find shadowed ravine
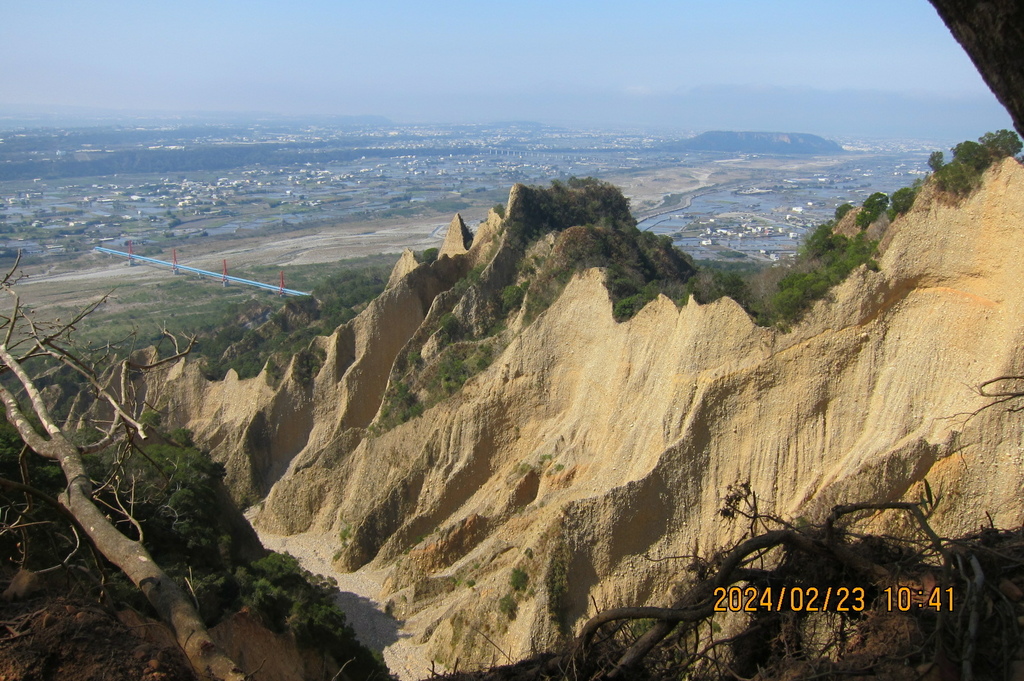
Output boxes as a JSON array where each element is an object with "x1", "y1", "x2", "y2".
[{"x1": 251, "y1": 518, "x2": 434, "y2": 681}]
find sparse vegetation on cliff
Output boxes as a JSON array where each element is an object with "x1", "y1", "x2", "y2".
[
  {"x1": 374, "y1": 178, "x2": 697, "y2": 433},
  {"x1": 0, "y1": 415, "x2": 388, "y2": 680},
  {"x1": 501, "y1": 177, "x2": 697, "y2": 323},
  {"x1": 929, "y1": 129, "x2": 1022, "y2": 198},
  {"x1": 690, "y1": 130, "x2": 1020, "y2": 328},
  {"x1": 690, "y1": 197, "x2": 882, "y2": 327},
  {"x1": 198, "y1": 256, "x2": 392, "y2": 380},
  {"x1": 117, "y1": 139, "x2": 1024, "y2": 677},
  {"x1": 761, "y1": 218, "x2": 879, "y2": 326},
  {"x1": 525, "y1": 221, "x2": 695, "y2": 323},
  {"x1": 505, "y1": 177, "x2": 637, "y2": 246}
]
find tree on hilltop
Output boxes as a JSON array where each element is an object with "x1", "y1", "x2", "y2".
[
  {"x1": 888, "y1": 185, "x2": 920, "y2": 219},
  {"x1": 980, "y1": 128, "x2": 1023, "y2": 159},
  {"x1": 855, "y1": 192, "x2": 889, "y2": 228},
  {"x1": 932, "y1": 129, "x2": 1023, "y2": 198},
  {"x1": 951, "y1": 140, "x2": 990, "y2": 171}
]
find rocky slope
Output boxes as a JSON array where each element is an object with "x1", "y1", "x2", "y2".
[{"x1": 146, "y1": 159, "x2": 1024, "y2": 669}]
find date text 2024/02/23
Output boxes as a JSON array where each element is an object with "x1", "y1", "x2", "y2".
[{"x1": 713, "y1": 586, "x2": 955, "y2": 613}]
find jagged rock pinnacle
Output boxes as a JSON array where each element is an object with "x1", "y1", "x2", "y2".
[
  {"x1": 438, "y1": 213, "x2": 473, "y2": 258},
  {"x1": 387, "y1": 248, "x2": 419, "y2": 288}
]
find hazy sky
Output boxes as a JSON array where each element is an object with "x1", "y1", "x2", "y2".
[{"x1": 1, "y1": 0, "x2": 1013, "y2": 138}]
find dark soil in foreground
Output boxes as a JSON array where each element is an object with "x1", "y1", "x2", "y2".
[{"x1": 0, "y1": 596, "x2": 196, "y2": 681}]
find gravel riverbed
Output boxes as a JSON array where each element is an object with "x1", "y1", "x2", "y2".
[{"x1": 255, "y1": 526, "x2": 435, "y2": 681}]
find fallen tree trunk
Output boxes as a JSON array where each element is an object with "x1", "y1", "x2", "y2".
[{"x1": 0, "y1": 292, "x2": 247, "y2": 680}]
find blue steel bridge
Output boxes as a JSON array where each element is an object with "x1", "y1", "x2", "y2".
[{"x1": 93, "y1": 246, "x2": 310, "y2": 297}]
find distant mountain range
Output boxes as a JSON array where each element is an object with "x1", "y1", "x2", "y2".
[{"x1": 666, "y1": 130, "x2": 845, "y2": 154}]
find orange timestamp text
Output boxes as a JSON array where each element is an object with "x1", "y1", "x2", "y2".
[{"x1": 712, "y1": 585, "x2": 954, "y2": 613}]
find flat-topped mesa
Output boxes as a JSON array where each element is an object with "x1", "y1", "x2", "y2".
[{"x1": 438, "y1": 213, "x2": 473, "y2": 258}]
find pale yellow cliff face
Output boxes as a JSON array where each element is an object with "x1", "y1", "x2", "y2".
[
  {"x1": 147, "y1": 235, "x2": 478, "y2": 503},
  {"x1": 152, "y1": 161, "x2": 1024, "y2": 665},
  {"x1": 438, "y1": 213, "x2": 473, "y2": 258}
]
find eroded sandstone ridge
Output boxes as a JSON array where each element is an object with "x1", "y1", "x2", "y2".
[{"x1": 146, "y1": 160, "x2": 1024, "y2": 667}]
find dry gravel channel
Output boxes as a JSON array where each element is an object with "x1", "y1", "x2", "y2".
[{"x1": 254, "y1": 525, "x2": 436, "y2": 681}]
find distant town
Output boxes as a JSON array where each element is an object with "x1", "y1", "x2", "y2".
[{"x1": 0, "y1": 122, "x2": 937, "y2": 264}]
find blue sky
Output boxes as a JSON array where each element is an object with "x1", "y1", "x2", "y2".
[{"x1": 1, "y1": 0, "x2": 1012, "y2": 138}]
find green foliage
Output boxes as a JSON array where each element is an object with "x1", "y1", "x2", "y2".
[
  {"x1": 690, "y1": 180, "x2": 898, "y2": 328},
  {"x1": 493, "y1": 203, "x2": 506, "y2": 218},
  {"x1": 688, "y1": 270, "x2": 751, "y2": 308},
  {"x1": 546, "y1": 541, "x2": 571, "y2": 632},
  {"x1": 450, "y1": 264, "x2": 485, "y2": 298},
  {"x1": 421, "y1": 247, "x2": 439, "y2": 264},
  {"x1": 437, "y1": 351, "x2": 471, "y2": 394},
  {"x1": 506, "y1": 177, "x2": 637, "y2": 247},
  {"x1": 292, "y1": 346, "x2": 327, "y2": 383},
  {"x1": 933, "y1": 159, "x2": 979, "y2": 197},
  {"x1": 2, "y1": 414, "x2": 226, "y2": 576},
  {"x1": 888, "y1": 185, "x2": 920, "y2": 220},
  {"x1": 376, "y1": 338, "x2": 495, "y2": 431},
  {"x1": 510, "y1": 567, "x2": 529, "y2": 592},
  {"x1": 980, "y1": 129, "x2": 1023, "y2": 158},
  {"x1": 374, "y1": 177, "x2": 693, "y2": 440},
  {"x1": 472, "y1": 343, "x2": 494, "y2": 373},
  {"x1": 692, "y1": 172, "x2": 933, "y2": 327},
  {"x1": 139, "y1": 409, "x2": 162, "y2": 428},
  {"x1": 437, "y1": 343, "x2": 492, "y2": 395},
  {"x1": 376, "y1": 381, "x2": 424, "y2": 429},
  {"x1": 932, "y1": 129, "x2": 1022, "y2": 198},
  {"x1": 834, "y1": 203, "x2": 855, "y2": 221},
  {"x1": 102, "y1": 441, "x2": 229, "y2": 569},
  {"x1": 498, "y1": 592, "x2": 518, "y2": 619},
  {"x1": 501, "y1": 283, "x2": 526, "y2": 313},
  {"x1": 524, "y1": 221, "x2": 695, "y2": 323},
  {"x1": 0, "y1": 266, "x2": 395, "y2": 678},
  {"x1": 233, "y1": 552, "x2": 387, "y2": 680},
  {"x1": 855, "y1": 192, "x2": 889, "y2": 228},
  {"x1": 199, "y1": 260, "x2": 390, "y2": 380},
  {"x1": 952, "y1": 140, "x2": 990, "y2": 171},
  {"x1": 437, "y1": 312, "x2": 462, "y2": 344},
  {"x1": 25, "y1": 412, "x2": 388, "y2": 679},
  {"x1": 765, "y1": 224, "x2": 878, "y2": 325},
  {"x1": 169, "y1": 427, "x2": 194, "y2": 448}
]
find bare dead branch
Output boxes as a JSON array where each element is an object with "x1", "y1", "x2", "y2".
[
  {"x1": 0, "y1": 342, "x2": 63, "y2": 441},
  {"x1": 0, "y1": 250, "x2": 22, "y2": 288},
  {"x1": 33, "y1": 348, "x2": 148, "y2": 438},
  {"x1": 130, "y1": 331, "x2": 197, "y2": 370},
  {"x1": 0, "y1": 289, "x2": 245, "y2": 680},
  {"x1": 978, "y1": 375, "x2": 1024, "y2": 398},
  {"x1": 78, "y1": 424, "x2": 125, "y2": 455},
  {"x1": 0, "y1": 383, "x2": 59, "y2": 459},
  {"x1": 0, "y1": 475, "x2": 106, "y2": 574},
  {"x1": 961, "y1": 554, "x2": 985, "y2": 681},
  {"x1": 565, "y1": 495, "x2": 922, "y2": 680}
]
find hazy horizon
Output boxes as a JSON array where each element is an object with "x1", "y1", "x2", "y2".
[{"x1": 1, "y1": 0, "x2": 1014, "y2": 140}]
